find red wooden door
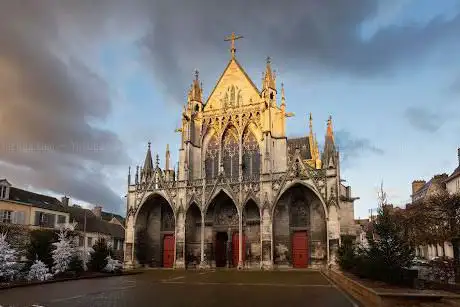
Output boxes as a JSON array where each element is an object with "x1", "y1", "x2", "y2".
[
  {"x1": 232, "y1": 233, "x2": 246, "y2": 267},
  {"x1": 292, "y1": 231, "x2": 308, "y2": 268},
  {"x1": 163, "y1": 234, "x2": 175, "y2": 268}
]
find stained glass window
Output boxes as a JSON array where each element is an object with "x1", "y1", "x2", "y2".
[
  {"x1": 205, "y1": 135, "x2": 219, "y2": 179},
  {"x1": 222, "y1": 127, "x2": 239, "y2": 180},
  {"x1": 242, "y1": 130, "x2": 260, "y2": 180}
]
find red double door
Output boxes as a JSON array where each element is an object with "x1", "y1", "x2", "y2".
[
  {"x1": 232, "y1": 233, "x2": 246, "y2": 267},
  {"x1": 163, "y1": 234, "x2": 175, "y2": 268},
  {"x1": 292, "y1": 231, "x2": 308, "y2": 268}
]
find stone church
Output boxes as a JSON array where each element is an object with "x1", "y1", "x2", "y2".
[{"x1": 123, "y1": 34, "x2": 358, "y2": 270}]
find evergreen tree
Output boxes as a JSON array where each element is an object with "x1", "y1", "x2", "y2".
[
  {"x1": 359, "y1": 184, "x2": 414, "y2": 284},
  {"x1": 0, "y1": 232, "x2": 20, "y2": 282},
  {"x1": 89, "y1": 238, "x2": 112, "y2": 272}
]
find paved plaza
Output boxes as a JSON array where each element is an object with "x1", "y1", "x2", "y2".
[{"x1": 0, "y1": 270, "x2": 358, "y2": 307}]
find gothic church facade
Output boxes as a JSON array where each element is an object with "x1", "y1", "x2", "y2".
[{"x1": 123, "y1": 36, "x2": 358, "y2": 269}]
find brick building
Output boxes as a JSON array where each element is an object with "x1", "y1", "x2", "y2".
[{"x1": 124, "y1": 35, "x2": 358, "y2": 270}]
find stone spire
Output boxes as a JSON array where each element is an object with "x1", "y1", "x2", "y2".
[
  {"x1": 135, "y1": 165, "x2": 139, "y2": 184},
  {"x1": 165, "y1": 144, "x2": 170, "y2": 171},
  {"x1": 322, "y1": 116, "x2": 337, "y2": 169},
  {"x1": 155, "y1": 153, "x2": 160, "y2": 168},
  {"x1": 263, "y1": 56, "x2": 276, "y2": 91},
  {"x1": 143, "y1": 142, "x2": 153, "y2": 174},
  {"x1": 128, "y1": 166, "x2": 131, "y2": 185},
  {"x1": 281, "y1": 82, "x2": 286, "y2": 106},
  {"x1": 308, "y1": 113, "x2": 321, "y2": 168},
  {"x1": 188, "y1": 69, "x2": 203, "y2": 103}
]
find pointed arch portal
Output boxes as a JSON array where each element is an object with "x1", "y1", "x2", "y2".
[
  {"x1": 135, "y1": 194, "x2": 175, "y2": 268},
  {"x1": 243, "y1": 199, "x2": 261, "y2": 267},
  {"x1": 185, "y1": 202, "x2": 202, "y2": 268},
  {"x1": 205, "y1": 191, "x2": 239, "y2": 267},
  {"x1": 272, "y1": 184, "x2": 327, "y2": 268}
]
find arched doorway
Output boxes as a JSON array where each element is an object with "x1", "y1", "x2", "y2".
[
  {"x1": 204, "y1": 191, "x2": 239, "y2": 267},
  {"x1": 135, "y1": 194, "x2": 175, "y2": 268},
  {"x1": 272, "y1": 184, "x2": 327, "y2": 268},
  {"x1": 243, "y1": 199, "x2": 260, "y2": 268},
  {"x1": 185, "y1": 202, "x2": 202, "y2": 268}
]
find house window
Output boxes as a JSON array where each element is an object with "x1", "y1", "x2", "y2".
[
  {"x1": 1, "y1": 210, "x2": 12, "y2": 223},
  {"x1": 34, "y1": 211, "x2": 56, "y2": 228},
  {"x1": 0, "y1": 186, "x2": 5, "y2": 199},
  {"x1": 87, "y1": 237, "x2": 93, "y2": 247},
  {"x1": 57, "y1": 215, "x2": 66, "y2": 224},
  {"x1": 78, "y1": 236, "x2": 84, "y2": 247}
]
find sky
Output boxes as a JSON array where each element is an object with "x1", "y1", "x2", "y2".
[{"x1": 0, "y1": 0, "x2": 459, "y2": 218}]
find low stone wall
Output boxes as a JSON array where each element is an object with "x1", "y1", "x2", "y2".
[
  {"x1": 323, "y1": 268, "x2": 382, "y2": 306},
  {"x1": 323, "y1": 268, "x2": 460, "y2": 307}
]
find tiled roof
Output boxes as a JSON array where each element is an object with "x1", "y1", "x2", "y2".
[
  {"x1": 8, "y1": 187, "x2": 68, "y2": 213},
  {"x1": 67, "y1": 206, "x2": 124, "y2": 239},
  {"x1": 287, "y1": 137, "x2": 312, "y2": 160}
]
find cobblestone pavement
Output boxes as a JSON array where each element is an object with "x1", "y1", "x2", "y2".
[{"x1": 0, "y1": 270, "x2": 359, "y2": 307}]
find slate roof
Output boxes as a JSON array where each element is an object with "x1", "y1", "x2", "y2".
[
  {"x1": 446, "y1": 166, "x2": 460, "y2": 182},
  {"x1": 8, "y1": 187, "x2": 68, "y2": 213},
  {"x1": 101, "y1": 211, "x2": 125, "y2": 225},
  {"x1": 67, "y1": 205, "x2": 125, "y2": 239},
  {"x1": 287, "y1": 137, "x2": 312, "y2": 160}
]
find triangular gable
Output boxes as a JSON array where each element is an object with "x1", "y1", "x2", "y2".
[
  {"x1": 0, "y1": 179, "x2": 12, "y2": 187},
  {"x1": 205, "y1": 58, "x2": 260, "y2": 111}
]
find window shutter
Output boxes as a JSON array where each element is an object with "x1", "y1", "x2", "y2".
[
  {"x1": 18, "y1": 211, "x2": 25, "y2": 225},
  {"x1": 34, "y1": 211, "x2": 40, "y2": 226}
]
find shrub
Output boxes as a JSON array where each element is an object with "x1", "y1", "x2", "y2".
[
  {"x1": 430, "y1": 257, "x2": 455, "y2": 283},
  {"x1": 27, "y1": 230, "x2": 56, "y2": 268},
  {"x1": 337, "y1": 235, "x2": 357, "y2": 271}
]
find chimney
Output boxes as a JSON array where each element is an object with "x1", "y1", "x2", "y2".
[
  {"x1": 458, "y1": 147, "x2": 460, "y2": 166},
  {"x1": 92, "y1": 205, "x2": 102, "y2": 218},
  {"x1": 412, "y1": 180, "x2": 426, "y2": 195},
  {"x1": 61, "y1": 196, "x2": 69, "y2": 207}
]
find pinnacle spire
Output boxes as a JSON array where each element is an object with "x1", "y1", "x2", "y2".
[
  {"x1": 155, "y1": 154, "x2": 160, "y2": 168},
  {"x1": 143, "y1": 142, "x2": 153, "y2": 173},
  {"x1": 327, "y1": 115, "x2": 334, "y2": 142},
  {"x1": 281, "y1": 82, "x2": 286, "y2": 105},
  {"x1": 165, "y1": 144, "x2": 170, "y2": 170},
  {"x1": 190, "y1": 69, "x2": 202, "y2": 102},
  {"x1": 263, "y1": 56, "x2": 276, "y2": 90},
  {"x1": 309, "y1": 113, "x2": 313, "y2": 134}
]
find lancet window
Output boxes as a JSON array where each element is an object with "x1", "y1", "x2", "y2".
[
  {"x1": 222, "y1": 127, "x2": 239, "y2": 180},
  {"x1": 242, "y1": 130, "x2": 260, "y2": 180},
  {"x1": 205, "y1": 135, "x2": 219, "y2": 179}
]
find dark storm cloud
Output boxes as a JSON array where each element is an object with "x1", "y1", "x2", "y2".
[
  {"x1": 141, "y1": 0, "x2": 460, "y2": 103},
  {"x1": 335, "y1": 130, "x2": 384, "y2": 168},
  {"x1": 0, "y1": 0, "x2": 458, "y2": 211},
  {"x1": 0, "y1": 1, "x2": 135, "y2": 211},
  {"x1": 404, "y1": 107, "x2": 445, "y2": 133}
]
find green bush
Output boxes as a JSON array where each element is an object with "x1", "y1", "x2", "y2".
[
  {"x1": 27, "y1": 229, "x2": 57, "y2": 268},
  {"x1": 68, "y1": 254, "x2": 84, "y2": 274},
  {"x1": 88, "y1": 238, "x2": 113, "y2": 272},
  {"x1": 337, "y1": 235, "x2": 357, "y2": 271}
]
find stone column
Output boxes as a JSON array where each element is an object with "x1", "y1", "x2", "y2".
[
  {"x1": 175, "y1": 211, "x2": 186, "y2": 269},
  {"x1": 123, "y1": 216, "x2": 135, "y2": 269},
  {"x1": 199, "y1": 214, "x2": 209, "y2": 269},
  {"x1": 238, "y1": 210, "x2": 243, "y2": 269},
  {"x1": 260, "y1": 206, "x2": 273, "y2": 269}
]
